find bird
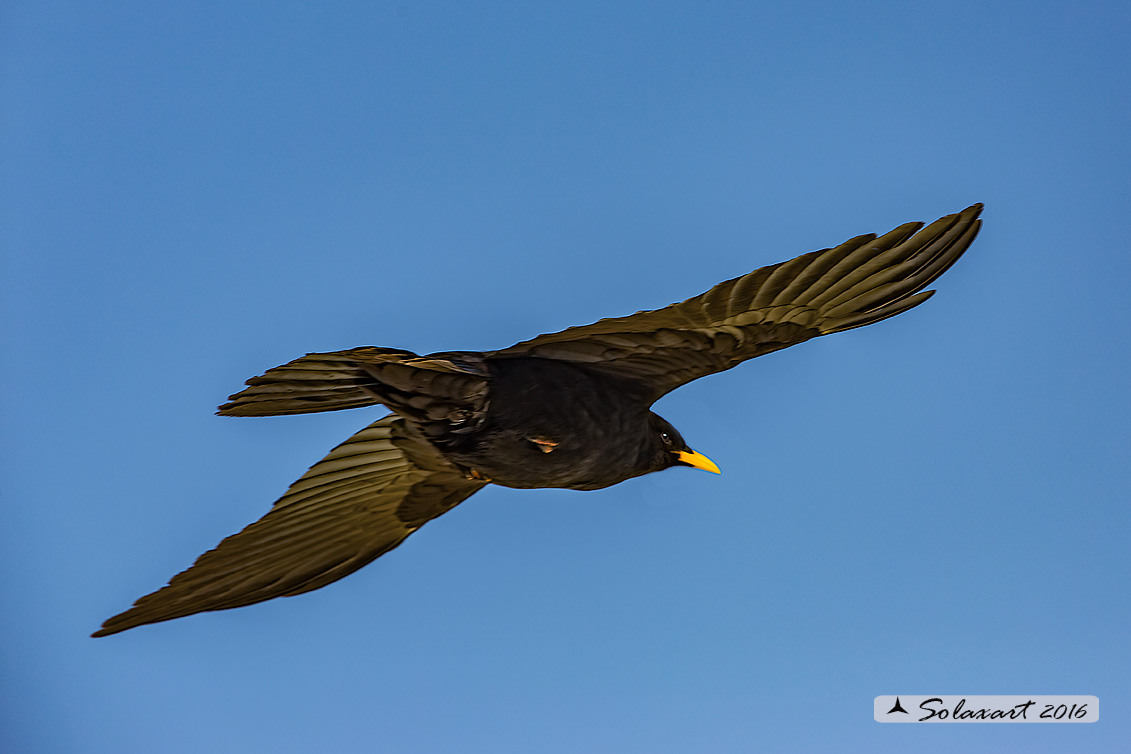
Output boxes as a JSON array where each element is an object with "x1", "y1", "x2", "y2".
[{"x1": 93, "y1": 203, "x2": 983, "y2": 637}]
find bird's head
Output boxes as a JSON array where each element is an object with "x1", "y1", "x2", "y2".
[{"x1": 645, "y1": 413, "x2": 721, "y2": 476}]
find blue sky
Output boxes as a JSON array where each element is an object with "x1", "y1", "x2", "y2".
[{"x1": 3, "y1": 1, "x2": 1128, "y2": 752}]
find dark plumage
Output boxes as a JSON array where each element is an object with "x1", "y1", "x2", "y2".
[{"x1": 94, "y1": 203, "x2": 982, "y2": 637}]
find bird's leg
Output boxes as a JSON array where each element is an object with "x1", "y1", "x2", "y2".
[{"x1": 463, "y1": 468, "x2": 492, "y2": 482}]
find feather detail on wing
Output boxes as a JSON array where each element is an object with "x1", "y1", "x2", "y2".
[
  {"x1": 93, "y1": 415, "x2": 484, "y2": 637},
  {"x1": 489, "y1": 204, "x2": 982, "y2": 402}
]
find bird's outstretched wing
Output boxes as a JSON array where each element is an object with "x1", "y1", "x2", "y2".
[
  {"x1": 489, "y1": 204, "x2": 982, "y2": 403},
  {"x1": 93, "y1": 415, "x2": 485, "y2": 637}
]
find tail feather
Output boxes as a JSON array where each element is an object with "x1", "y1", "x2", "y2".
[
  {"x1": 217, "y1": 348, "x2": 491, "y2": 433},
  {"x1": 217, "y1": 348, "x2": 413, "y2": 417}
]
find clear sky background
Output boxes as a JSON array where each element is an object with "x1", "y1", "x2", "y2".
[{"x1": 3, "y1": 2, "x2": 1128, "y2": 752}]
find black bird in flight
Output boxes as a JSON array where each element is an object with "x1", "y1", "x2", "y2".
[{"x1": 94, "y1": 204, "x2": 982, "y2": 637}]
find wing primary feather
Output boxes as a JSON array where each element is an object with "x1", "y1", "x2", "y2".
[{"x1": 771, "y1": 233, "x2": 886, "y2": 308}]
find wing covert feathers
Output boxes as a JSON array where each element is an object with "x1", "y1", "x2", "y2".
[
  {"x1": 93, "y1": 416, "x2": 484, "y2": 637},
  {"x1": 491, "y1": 204, "x2": 982, "y2": 400}
]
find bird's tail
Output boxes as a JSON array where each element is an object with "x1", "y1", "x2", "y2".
[{"x1": 217, "y1": 347, "x2": 488, "y2": 421}]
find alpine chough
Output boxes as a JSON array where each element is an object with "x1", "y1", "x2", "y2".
[{"x1": 94, "y1": 203, "x2": 982, "y2": 636}]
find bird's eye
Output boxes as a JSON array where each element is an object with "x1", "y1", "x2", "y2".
[{"x1": 660, "y1": 432, "x2": 671, "y2": 444}]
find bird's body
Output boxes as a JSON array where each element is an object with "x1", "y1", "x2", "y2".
[
  {"x1": 95, "y1": 204, "x2": 983, "y2": 637},
  {"x1": 446, "y1": 357, "x2": 663, "y2": 490}
]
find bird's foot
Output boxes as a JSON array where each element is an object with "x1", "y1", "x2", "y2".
[
  {"x1": 528, "y1": 435, "x2": 559, "y2": 453},
  {"x1": 464, "y1": 468, "x2": 491, "y2": 482}
]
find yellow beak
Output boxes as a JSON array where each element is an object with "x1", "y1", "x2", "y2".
[{"x1": 676, "y1": 449, "x2": 721, "y2": 474}]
